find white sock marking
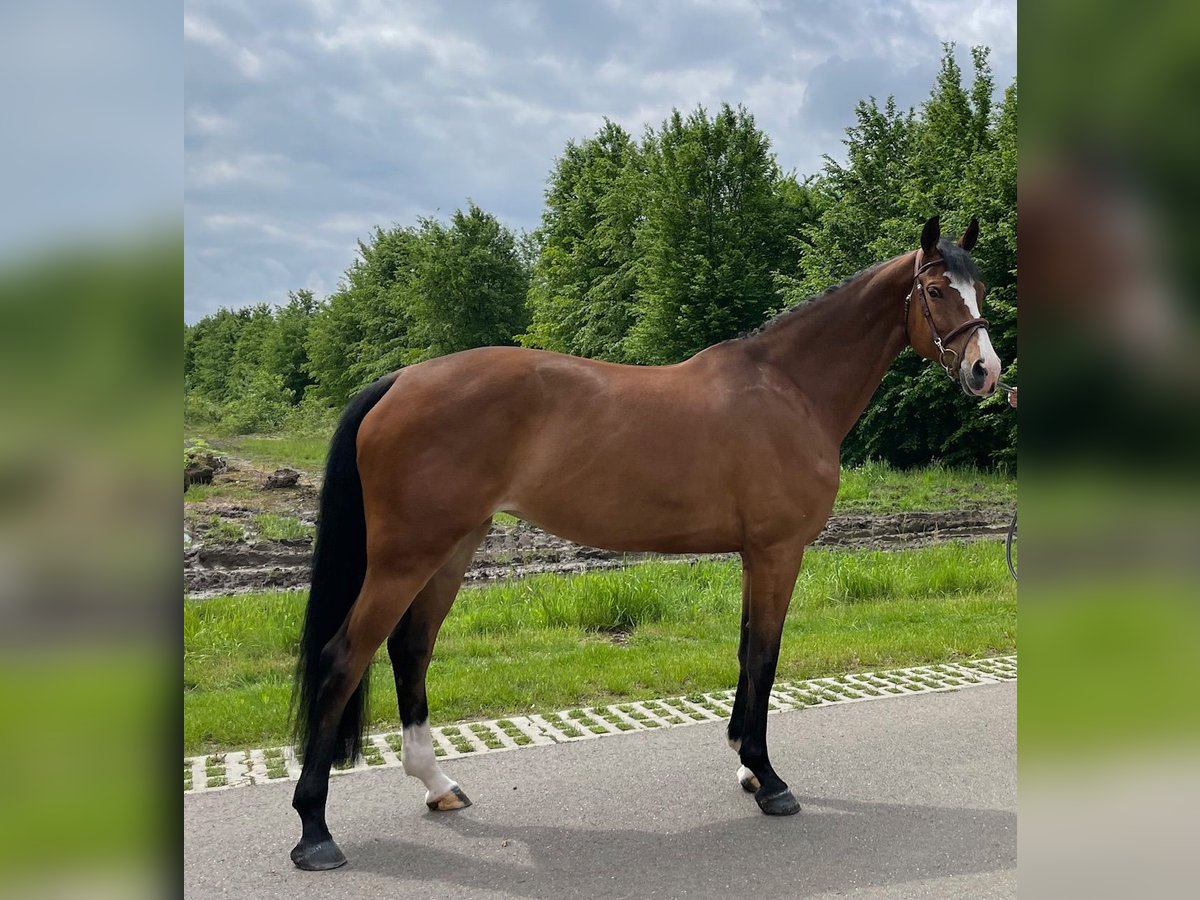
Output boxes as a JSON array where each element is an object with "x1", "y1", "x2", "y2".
[
  {"x1": 737, "y1": 765, "x2": 760, "y2": 790},
  {"x1": 401, "y1": 721, "x2": 456, "y2": 803}
]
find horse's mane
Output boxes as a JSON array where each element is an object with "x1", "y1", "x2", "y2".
[
  {"x1": 742, "y1": 259, "x2": 888, "y2": 338},
  {"x1": 743, "y1": 238, "x2": 980, "y2": 339}
]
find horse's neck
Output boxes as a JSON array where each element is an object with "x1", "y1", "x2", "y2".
[{"x1": 751, "y1": 253, "x2": 915, "y2": 444}]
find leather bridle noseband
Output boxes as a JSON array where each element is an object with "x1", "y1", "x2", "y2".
[{"x1": 903, "y1": 250, "x2": 990, "y2": 381}]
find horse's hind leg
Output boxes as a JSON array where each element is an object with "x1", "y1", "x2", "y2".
[
  {"x1": 290, "y1": 533, "x2": 471, "y2": 870},
  {"x1": 388, "y1": 519, "x2": 491, "y2": 811}
]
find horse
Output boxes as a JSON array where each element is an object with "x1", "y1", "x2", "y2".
[{"x1": 288, "y1": 215, "x2": 1003, "y2": 870}]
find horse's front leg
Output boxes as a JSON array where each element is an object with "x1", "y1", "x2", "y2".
[
  {"x1": 734, "y1": 542, "x2": 804, "y2": 816},
  {"x1": 726, "y1": 568, "x2": 751, "y2": 755}
]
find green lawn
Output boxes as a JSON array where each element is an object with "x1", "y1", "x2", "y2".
[
  {"x1": 208, "y1": 434, "x2": 331, "y2": 472},
  {"x1": 835, "y1": 459, "x2": 1015, "y2": 512},
  {"x1": 184, "y1": 541, "x2": 1015, "y2": 754}
]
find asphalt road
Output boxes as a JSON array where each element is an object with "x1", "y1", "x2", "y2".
[{"x1": 184, "y1": 683, "x2": 1015, "y2": 899}]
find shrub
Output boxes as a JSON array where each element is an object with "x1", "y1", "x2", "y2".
[{"x1": 218, "y1": 371, "x2": 292, "y2": 435}]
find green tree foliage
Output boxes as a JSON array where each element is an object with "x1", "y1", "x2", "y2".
[
  {"x1": 263, "y1": 289, "x2": 317, "y2": 403},
  {"x1": 227, "y1": 303, "x2": 276, "y2": 392},
  {"x1": 186, "y1": 202, "x2": 529, "y2": 426},
  {"x1": 408, "y1": 202, "x2": 530, "y2": 360},
  {"x1": 522, "y1": 120, "x2": 642, "y2": 361},
  {"x1": 184, "y1": 307, "x2": 249, "y2": 403},
  {"x1": 524, "y1": 109, "x2": 810, "y2": 365},
  {"x1": 219, "y1": 368, "x2": 293, "y2": 434},
  {"x1": 626, "y1": 104, "x2": 799, "y2": 363},
  {"x1": 305, "y1": 224, "x2": 421, "y2": 405}
]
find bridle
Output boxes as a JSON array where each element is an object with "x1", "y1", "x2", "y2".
[{"x1": 903, "y1": 250, "x2": 990, "y2": 381}]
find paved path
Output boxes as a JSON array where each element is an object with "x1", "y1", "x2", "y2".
[{"x1": 184, "y1": 683, "x2": 1015, "y2": 899}]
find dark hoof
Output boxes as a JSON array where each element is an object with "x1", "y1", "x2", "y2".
[
  {"x1": 290, "y1": 838, "x2": 347, "y2": 871},
  {"x1": 755, "y1": 787, "x2": 801, "y2": 816},
  {"x1": 427, "y1": 784, "x2": 472, "y2": 811}
]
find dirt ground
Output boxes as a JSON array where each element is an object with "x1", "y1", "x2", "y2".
[{"x1": 184, "y1": 457, "x2": 1014, "y2": 599}]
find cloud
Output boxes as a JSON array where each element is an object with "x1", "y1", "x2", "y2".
[
  {"x1": 184, "y1": 0, "x2": 1015, "y2": 321},
  {"x1": 188, "y1": 153, "x2": 292, "y2": 189}
]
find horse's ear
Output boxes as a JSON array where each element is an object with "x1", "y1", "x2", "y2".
[
  {"x1": 960, "y1": 217, "x2": 979, "y2": 252},
  {"x1": 921, "y1": 215, "x2": 940, "y2": 256}
]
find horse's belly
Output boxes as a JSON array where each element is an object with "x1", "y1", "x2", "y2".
[
  {"x1": 501, "y1": 464, "x2": 743, "y2": 554},
  {"x1": 501, "y1": 503, "x2": 742, "y2": 555}
]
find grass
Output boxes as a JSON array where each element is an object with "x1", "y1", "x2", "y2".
[
  {"x1": 834, "y1": 459, "x2": 1014, "y2": 512},
  {"x1": 183, "y1": 482, "x2": 259, "y2": 504},
  {"x1": 262, "y1": 746, "x2": 287, "y2": 779},
  {"x1": 251, "y1": 513, "x2": 314, "y2": 542},
  {"x1": 183, "y1": 541, "x2": 1015, "y2": 755},
  {"x1": 202, "y1": 434, "x2": 330, "y2": 474},
  {"x1": 204, "y1": 516, "x2": 245, "y2": 543}
]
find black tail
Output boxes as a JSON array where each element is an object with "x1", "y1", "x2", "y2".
[{"x1": 292, "y1": 374, "x2": 397, "y2": 765}]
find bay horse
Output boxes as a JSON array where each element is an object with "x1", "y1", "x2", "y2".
[{"x1": 289, "y1": 215, "x2": 1003, "y2": 870}]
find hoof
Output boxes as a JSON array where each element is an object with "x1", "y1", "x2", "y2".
[
  {"x1": 755, "y1": 787, "x2": 801, "y2": 816},
  {"x1": 426, "y1": 784, "x2": 472, "y2": 812},
  {"x1": 737, "y1": 765, "x2": 761, "y2": 793},
  {"x1": 290, "y1": 838, "x2": 347, "y2": 871}
]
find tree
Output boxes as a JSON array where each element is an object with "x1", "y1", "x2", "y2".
[
  {"x1": 522, "y1": 120, "x2": 643, "y2": 361},
  {"x1": 407, "y1": 202, "x2": 530, "y2": 360},
  {"x1": 262, "y1": 289, "x2": 317, "y2": 403},
  {"x1": 625, "y1": 104, "x2": 796, "y2": 364},
  {"x1": 776, "y1": 97, "x2": 917, "y2": 303},
  {"x1": 186, "y1": 307, "x2": 250, "y2": 403},
  {"x1": 227, "y1": 303, "x2": 278, "y2": 393},
  {"x1": 306, "y1": 225, "x2": 421, "y2": 405}
]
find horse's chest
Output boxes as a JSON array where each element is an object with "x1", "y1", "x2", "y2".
[{"x1": 738, "y1": 443, "x2": 839, "y2": 544}]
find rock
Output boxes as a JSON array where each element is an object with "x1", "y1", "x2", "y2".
[
  {"x1": 263, "y1": 467, "x2": 302, "y2": 490},
  {"x1": 185, "y1": 463, "x2": 214, "y2": 490}
]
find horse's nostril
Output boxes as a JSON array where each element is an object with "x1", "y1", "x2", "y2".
[{"x1": 971, "y1": 359, "x2": 987, "y2": 380}]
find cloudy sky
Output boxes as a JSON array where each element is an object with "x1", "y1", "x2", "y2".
[{"x1": 184, "y1": 0, "x2": 1015, "y2": 322}]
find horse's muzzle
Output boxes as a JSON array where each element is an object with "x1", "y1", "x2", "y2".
[{"x1": 961, "y1": 358, "x2": 998, "y2": 396}]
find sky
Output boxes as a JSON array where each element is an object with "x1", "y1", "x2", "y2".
[{"x1": 184, "y1": 0, "x2": 1016, "y2": 322}]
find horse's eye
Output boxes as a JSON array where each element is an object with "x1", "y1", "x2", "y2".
[{"x1": 928, "y1": 286, "x2": 942, "y2": 299}]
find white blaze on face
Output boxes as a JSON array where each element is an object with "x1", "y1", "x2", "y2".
[
  {"x1": 401, "y1": 721, "x2": 457, "y2": 804},
  {"x1": 947, "y1": 272, "x2": 1002, "y2": 393}
]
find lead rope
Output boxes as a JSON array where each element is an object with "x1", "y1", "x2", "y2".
[
  {"x1": 998, "y1": 379, "x2": 1016, "y2": 581},
  {"x1": 1005, "y1": 511, "x2": 1018, "y2": 582}
]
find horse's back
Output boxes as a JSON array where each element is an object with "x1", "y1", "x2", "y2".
[{"x1": 353, "y1": 343, "x2": 833, "y2": 553}]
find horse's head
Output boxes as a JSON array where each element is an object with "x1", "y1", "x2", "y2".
[{"x1": 905, "y1": 215, "x2": 1002, "y2": 396}]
